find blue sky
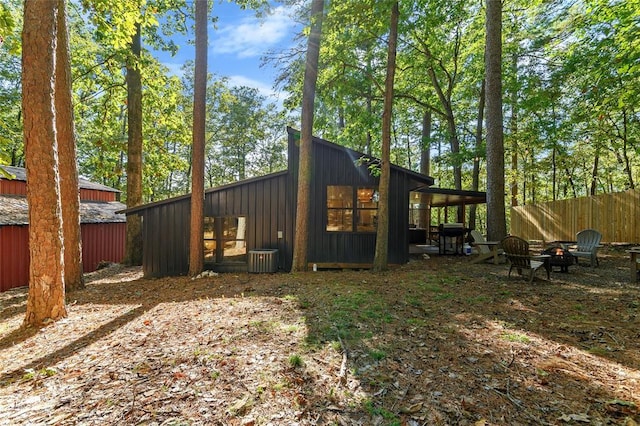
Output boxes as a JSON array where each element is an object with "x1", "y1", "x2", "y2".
[{"x1": 153, "y1": 3, "x2": 300, "y2": 103}]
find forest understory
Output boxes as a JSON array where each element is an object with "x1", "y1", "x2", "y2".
[{"x1": 0, "y1": 247, "x2": 639, "y2": 425}]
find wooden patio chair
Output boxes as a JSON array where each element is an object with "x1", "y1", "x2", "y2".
[
  {"x1": 501, "y1": 236, "x2": 550, "y2": 283},
  {"x1": 470, "y1": 229, "x2": 504, "y2": 264},
  {"x1": 570, "y1": 229, "x2": 602, "y2": 267}
]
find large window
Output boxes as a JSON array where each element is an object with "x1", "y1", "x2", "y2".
[
  {"x1": 203, "y1": 216, "x2": 247, "y2": 263},
  {"x1": 327, "y1": 186, "x2": 378, "y2": 232}
]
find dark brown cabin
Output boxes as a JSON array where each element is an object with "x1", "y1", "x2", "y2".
[{"x1": 123, "y1": 128, "x2": 438, "y2": 276}]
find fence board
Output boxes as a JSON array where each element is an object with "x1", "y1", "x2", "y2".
[{"x1": 510, "y1": 188, "x2": 640, "y2": 244}]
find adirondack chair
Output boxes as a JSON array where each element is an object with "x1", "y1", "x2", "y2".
[
  {"x1": 501, "y1": 236, "x2": 550, "y2": 283},
  {"x1": 570, "y1": 229, "x2": 602, "y2": 267},
  {"x1": 470, "y1": 230, "x2": 504, "y2": 264}
]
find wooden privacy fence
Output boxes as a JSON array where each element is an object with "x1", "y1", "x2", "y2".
[{"x1": 510, "y1": 188, "x2": 640, "y2": 244}]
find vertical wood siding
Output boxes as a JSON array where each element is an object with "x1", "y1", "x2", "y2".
[
  {"x1": 0, "y1": 180, "x2": 27, "y2": 196},
  {"x1": 136, "y1": 129, "x2": 430, "y2": 277},
  {"x1": 0, "y1": 222, "x2": 125, "y2": 292},
  {"x1": 510, "y1": 189, "x2": 640, "y2": 243},
  {"x1": 0, "y1": 225, "x2": 29, "y2": 291},
  {"x1": 0, "y1": 179, "x2": 116, "y2": 202},
  {"x1": 79, "y1": 189, "x2": 117, "y2": 202},
  {"x1": 288, "y1": 129, "x2": 413, "y2": 266},
  {"x1": 140, "y1": 173, "x2": 290, "y2": 277},
  {"x1": 81, "y1": 223, "x2": 126, "y2": 271}
]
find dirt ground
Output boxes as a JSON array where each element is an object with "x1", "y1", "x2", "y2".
[{"x1": 1, "y1": 246, "x2": 639, "y2": 425}]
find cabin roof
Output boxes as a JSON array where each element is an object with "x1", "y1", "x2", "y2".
[
  {"x1": 0, "y1": 165, "x2": 121, "y2": 193},
  {"x1": 413, "y1": 187, "x2": 487, "y2": 207},
  {"x1": 287, "y1": 127, "x2": 435, "y2": 190},
  {"x1": 0, "y1": 195, "x2": 126, "y2": 226},
  {"x1": 120, "y1": 170, "x2": 289, "y2": 215}
]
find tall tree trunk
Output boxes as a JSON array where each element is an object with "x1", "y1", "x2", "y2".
[
  {"x1": 372, "y1": 1, "x2": 399, "y2": 272},
  {"x1": 590, "y1": 154, "x2": 599, "y2": 196},
  {"x1": 509, "y1": 52, "x2": 518, "y2": 207},
  {"x1": 22, "y1": 0, "x2": 67, "y2": 326},
  {"x1": 484, "y1": 0, "x2": 506, "y2": 241},
  {"x1": 189, "y1": 0, "x2": 207, "y2": 276},
  {"x1": 56, "y1": 0, "x2": 84, "y2": 291},
  {"x1": 469, "y1": 80, "x2": 485, "y2": 231},
  {"x1": 426, "y1": 67, "x2": 463, "y2": 222},
  {"x1": 124, "y1": 24, "x2": 143, "y2": 265},
  {"x1": 419, "y1": 109, "x2": 431, "y2": 229},
  {"x1": 291, "y1": 0, "x2": 324, "y2": 272}
]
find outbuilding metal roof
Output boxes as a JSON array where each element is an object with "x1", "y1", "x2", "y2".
[
  {"x1": 0, "y1": 165, "x2": 121, "y2": 193},
  {"x1": 0, "y1": 195, "x2": 126, "y2": 226}
]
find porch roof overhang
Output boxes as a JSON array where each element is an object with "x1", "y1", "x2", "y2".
[{"x1": 412, "y1": 187, "x2": 487, "y2": 208}]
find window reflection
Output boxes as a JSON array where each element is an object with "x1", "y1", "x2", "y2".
[{"x1": 327, "y1": 185, "x2": 377, "y2": 232}]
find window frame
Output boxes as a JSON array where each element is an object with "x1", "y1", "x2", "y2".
[
  {"x1": 203, "y1": 215, "x2": 248, "y2": 264},
  {"x1": 326, "y1": 185, "x2": 378, "y2": 233}
]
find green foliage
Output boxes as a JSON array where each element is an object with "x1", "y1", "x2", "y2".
[{"x1": 2, "y1": 0, "x2": 638, "y2": 214}]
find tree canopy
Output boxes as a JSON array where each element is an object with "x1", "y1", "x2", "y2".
[{"x1": 3, "y1": 0, "x2": 639, "y2": 230}]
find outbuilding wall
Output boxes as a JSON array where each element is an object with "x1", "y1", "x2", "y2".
[{"x1": 0, "y1": 222, "x2": 125, "y2": 292}]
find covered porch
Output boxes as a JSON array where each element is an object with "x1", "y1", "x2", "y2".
[{"x1": 407, "y1": 187, "x2": 487, "y2": 255}]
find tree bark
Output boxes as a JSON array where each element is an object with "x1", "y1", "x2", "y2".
[
  {"x1": 124, "y1": 24, "x2": 143, "y2": 266},
  {"x1": 291, "y1": 0, "x2": 324, "y2": 272},
  {"x1": 56, "y1": 0, "x2": 84, "y2": 291},
  {"x1": 469, "y1": 80, "x2": 485, "y2": 231},
  {"x1": 372, "y1": 1, "x2": 399, "y2": 272},
  {"x1": 509, "y1": 52, "x2": 518, "y2": 207},
  {"x1": 485, "y1": 0, "x2": 507, "y2": 241},
  {"x1": 419, "y1": 109, "x2": 431, "y2": 229},
  {"x1": 22, "y1": 0, "x2": 67, "y2": 326},
  {"x1": 189, "y1": 0, "x2": 207, "y2": 276}
]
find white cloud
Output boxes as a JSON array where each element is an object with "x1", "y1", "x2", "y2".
[
  {"x1": 161, "y1": 62, "x2": 186, "y2": 79},
  {"x1": 212, "y1": 6, "x2": 293, "y2": 58},
  {"x1": 227, "y1": 75, "x2": 278, "y2": 99}
]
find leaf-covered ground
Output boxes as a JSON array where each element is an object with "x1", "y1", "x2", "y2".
[{"x1": 1, "y1": 246, "x2": 639, "y2": 425}]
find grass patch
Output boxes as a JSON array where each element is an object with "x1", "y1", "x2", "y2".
[
  {"x1": 369, "y1": 349, "x2": 387, "y2": 361},
  {"x1": 501, "y1": 332, "x2": 531, "y2": 344},
  {"x1": 288, "y1": 354, "x2": 303, "y2": 368}
]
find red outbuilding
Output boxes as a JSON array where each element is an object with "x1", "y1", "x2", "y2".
[{"x1": 0, "y1": 166, "x2": 126, "y2": 292}]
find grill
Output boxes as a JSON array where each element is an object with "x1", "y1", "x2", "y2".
[
  {"x1": 541, "y1": 246, "x2": 575, "y2": 272},
  {"x1": 248, "y1": 249, "x2": 278, "y2": 273}
]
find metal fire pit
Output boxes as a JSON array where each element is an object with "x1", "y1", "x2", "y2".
[{"x1": 541, "y1": 246, "x2": 575, "y2": 272}]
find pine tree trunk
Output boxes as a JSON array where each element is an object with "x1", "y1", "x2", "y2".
[
  {"x1": 485, "y1": 0, "x2": 507, "y2": 241},
  {"x1": 22, "y1": 0, "x2": 67, "y2": 326},
  {"x1": 372, "y1": 1, "x2": 399, "y2": 272},
  {"x1": 189, "y1": 0, "x2": 207, "y2": 276},
  {"x1": 56, "y1": 0, "x2": 84, "y2": 291},
  {"x1": 124, "y1": 24, "x2": 143, "y2": 266},
  {"x1": 292, "y1": 0, "x2": 324, "y2": 272}
]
